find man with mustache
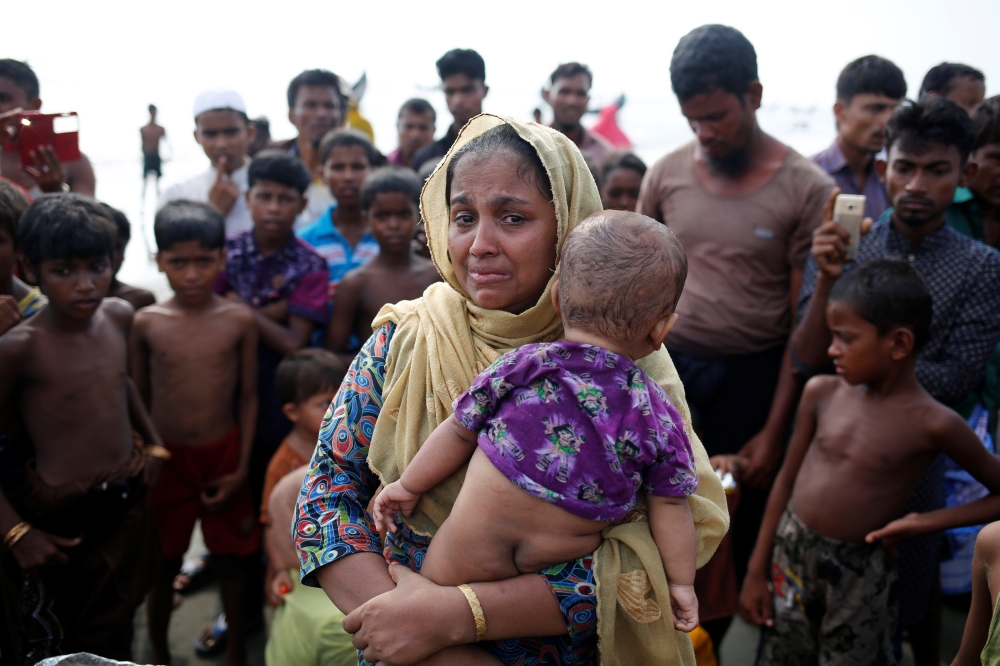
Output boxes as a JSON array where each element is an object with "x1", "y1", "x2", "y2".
[
  {"x1": 793, "y1": 96, "x2": 1000, "y2": 662},
  {"x1": 636, "y1": 24, "x2": 834, "y2": 652},
  {"x1": 813, "y1": 56, "x2": 906, "y2": 222}
]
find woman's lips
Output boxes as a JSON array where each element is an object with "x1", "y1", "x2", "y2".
[{"x1": 468, "y1": 269, "x2": 510, "y2": 284}]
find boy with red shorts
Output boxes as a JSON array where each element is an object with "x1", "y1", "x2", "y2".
[{"x1": 131, "y1": 200, "x2": 260, "y2": 666}]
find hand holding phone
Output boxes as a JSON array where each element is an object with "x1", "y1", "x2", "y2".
[
  {"x1": 833, "y1": 194, "x2": 866, "y2": 260},
  {"x1": 2, "y1": 111, "x2": 80, "y2": 164}
]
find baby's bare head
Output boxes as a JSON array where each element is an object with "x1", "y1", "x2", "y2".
[{"x1": 558, "y1": 211, "x2": 687, "y2": 344}]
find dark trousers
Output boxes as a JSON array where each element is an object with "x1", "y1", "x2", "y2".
[{"x1": 670, "y1": 345, "x2": 784, "y2": 583}]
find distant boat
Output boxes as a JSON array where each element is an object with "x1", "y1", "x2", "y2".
[{"x1": 590, "y1": 94, "x2": 631, "y2": 149}]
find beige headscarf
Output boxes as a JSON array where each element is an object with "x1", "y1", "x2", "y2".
[{"x1": 366, "y1": 114, "x2": 728, "y2": 665}]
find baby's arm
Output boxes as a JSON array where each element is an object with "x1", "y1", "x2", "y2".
[
  {"x1": 372, "y1": 414, "x2": 478, "y2": 532},
  {"x1": 648, "y1": 495, "x2": 698, "y2": 632}
]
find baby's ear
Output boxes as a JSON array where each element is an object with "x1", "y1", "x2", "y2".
[
  {"x1": 550, "y1": 279, "x2": 561, "y2": 316},
  {"x1": 649, "y1": 313, "x2": 679, "y2": 350}
]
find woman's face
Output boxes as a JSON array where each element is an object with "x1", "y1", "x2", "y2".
[{"x1": 448, "y1": 153, "x2": 558, "y2": 314}]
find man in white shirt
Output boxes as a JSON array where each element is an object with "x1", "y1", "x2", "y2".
[{"x1": 159, "y1": 89, "x2": 255, "y2": 237}]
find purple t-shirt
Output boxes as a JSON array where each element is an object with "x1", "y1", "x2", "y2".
[
  {"x1": 452, "y1": 341, "x2": 699, "y2": 522},
  {"x1": 213, "y1": 230, "x2": 329, "y2": 325}
]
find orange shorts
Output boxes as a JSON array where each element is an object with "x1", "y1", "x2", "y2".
[{"x1": 151, "y1": 426, "x2": 260, "y2": 559}]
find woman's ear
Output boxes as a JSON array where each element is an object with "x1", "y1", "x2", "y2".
[
  {"x1": 551, "y1": 279, "x2": 561, "y2": 316},
  {"x1": 889, "y1": 326, "x2": 916, "y2": 361}
]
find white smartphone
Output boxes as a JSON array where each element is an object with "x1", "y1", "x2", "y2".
[{"x1": 833, "y1": 194, "x2": 866, "y2": 260}]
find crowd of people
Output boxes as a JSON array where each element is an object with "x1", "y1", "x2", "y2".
[{"x1": 0, "y1": 21, "x2": 999, "y2": 666}]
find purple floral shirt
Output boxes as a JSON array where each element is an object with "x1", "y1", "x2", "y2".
[
  {"x1": 214, "y1": 230, "x2": 329, "y2": 325},
  {"x1": 453, "y1": 341, "x2": 698, "y2": 522}
]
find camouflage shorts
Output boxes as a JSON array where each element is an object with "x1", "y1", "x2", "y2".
[{"x1": 757, "y1": 507, "x2": 898, "y2": 665}]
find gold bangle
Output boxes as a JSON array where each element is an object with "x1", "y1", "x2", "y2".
[
  {"x1": 4, "y1": 521, "x2": 31, "y2": 550},
  {"x1": 457, "y1": 584, "x2": 486, "y2": 642},
  {"x1": 145, "y1": 445, "x2": 172, "y2": 461}
]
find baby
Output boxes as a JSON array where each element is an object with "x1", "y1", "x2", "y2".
[{"x1": 373, "y1": 210, "x2": 701, "y2": 630}]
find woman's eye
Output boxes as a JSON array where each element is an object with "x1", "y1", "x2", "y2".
[
  {"x1": 503, "y1": 214, "x2": 526, "y2": 225},
  {"x1": 452, "y1": 213, "x2": 475, "y2": 225}
]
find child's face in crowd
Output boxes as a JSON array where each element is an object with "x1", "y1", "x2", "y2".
[
  {"x1": 156, "y1": 241, "x2": 225, "y2": 305},
  {"x1": 34, "y1": 255, "x2": 112, "y2": 320},
  {"x1": 366, "y1": 192, "x2": 419, "y2": 255},
  {"x1": 290, "y1": 85, "x2": 343, "y2": 145},
  {"x1": 195, "y1": 110, "x2": 253, "y2": 173},
  {"x1": 323, "y1": 146, "x2": 371, "y2": 208},
  {"x1": 600, "y1": 168, "x2": 642, "y2": 212},
  {"x1": 826, "y1": 300, "x2": 907, "y2": 385},
  {"x1": 286, "y1": 390, "x2": 337, "y2": 439},
  {"x1": 969, "y1": 142, "x2": 1000, "y2": 208},
  {"x1": 248, "y1": 180, "x2": 306, "y2": 246}
]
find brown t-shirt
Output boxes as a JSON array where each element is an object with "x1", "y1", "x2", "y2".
[
  {"x1": 638, "y1": 141, "x2": 833, "y2": 358},
  {"x1": 260, "y1": 440, "x2": 309, "y2": 526}
]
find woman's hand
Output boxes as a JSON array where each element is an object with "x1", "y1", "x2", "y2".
[
  {"x1": 372, "y1": 481, "x2": 422, "y2": 533},
  {"x1": 343, "y1": 563, "x2": 476, "y2": 666}
]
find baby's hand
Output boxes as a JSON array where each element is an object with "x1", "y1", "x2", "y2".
[
  {"x1": 372, "y1": 481, "x2": 422, "y2": 534},
  {"x1": 668, "y1": 583, "x2": 699, "y2": 633}
]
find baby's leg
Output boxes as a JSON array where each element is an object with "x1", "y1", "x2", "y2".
[{"x1": 419, "y1": 449, "x2": 604, "y2": 587}]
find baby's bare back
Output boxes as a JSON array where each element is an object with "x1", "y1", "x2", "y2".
[
  {"x1": 792, "y1": 380, "x2": 944, "y2": 542},
  {"x1": 419, "y1": 449, "x2": 606, "y2": 587},
  {"x1": 15, "y1": 304, "x2": 135, "y2": 487},
  {"x1": 137, "y1": 300, "x2": 252, "y2": 444}
]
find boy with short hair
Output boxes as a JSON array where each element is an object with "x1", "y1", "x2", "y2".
[
  {"x1": 297, "y1": 129, "x2": 381, "y2": 305},
  {"x1": 215, "y1": 150, "x2": 328, "y2": 499},
  {"x1": 0, "y1": 193, "x2": 161, "y2": 663},
  {"x1": 102, "y1": 203, "x2": 156, "y2": 309},
  {"x1": 261, "y1": 348, "x2": 345, "y2": 608},
  {"x1": 132, "y1": 199, "x2": 260, "y2": 666},
  {"x1": 325, "y1": 167, "x2": 440, "y2": 361},
  {"x1": 0, "y1": 178, "x2": 45, "y2": 337},
  {"x1": 742, "y1": 259, "x2": 1000, "y2": 664},
  {"x1": 920, "y1": 62, "x2": 986, "y2": 116}
]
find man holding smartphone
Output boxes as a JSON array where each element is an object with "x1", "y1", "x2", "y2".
[
  {"x1": 636, "y1": 24, "x2": 834, "y2": 650},
  {"x1": 0, "y1": 59, "x2": 95, "y2": 197},
  {"x1": 812, "y1": 55, "x2": 906, "y2": 223}
]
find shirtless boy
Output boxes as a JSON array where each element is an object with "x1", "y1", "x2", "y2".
[
  {"x1": 740, "y1": 259, "x2": 1000, "y2": 664},
  {"x1": 132, "y1": 200, "x2": 259, "y2": 666},
  {"x1": 952, "y1": 521, "x2": 1000, "y2": 663},
  {"x1": 103, "y1": 203, "x2": 156, "y2": 309},
  {"x1": 0, "y1": 194, "x2": 161, "y2": 662},
  {"x1": 325, "y1": 166, "x2": 440, "y2": 362},
  {"x1": 0, "y1": 178, "x2": 45, "y2": 337},
  {"x1": 374, "y1": 212, "x2": 702, "y2": 631}
]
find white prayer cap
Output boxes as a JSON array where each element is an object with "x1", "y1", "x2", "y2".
[{"x1": 192, "y1": 88, "x2": 247, "y2": 119}]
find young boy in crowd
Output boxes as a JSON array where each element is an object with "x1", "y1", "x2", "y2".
[
  {"x1": 261, "y1": 348, "x2": 344, "y2": 607},
  {"x1": 215, "y1": 149, "x2": 328, "y2": 500},
  {"x1": 374, "y1": 212, "x2": 702, "y2": 631},
  {"x1": 297, "y1": 129, "x2": 381, "y2": 306},
  {"x1": 131, "y1": 200, "x2": 260, "y2": 666},
  {"x1": 102, "y1": 203, "x2": 156, "y2": 309},
  {"x1": 0, "y1": 194, "x2": 161, "y2": 663},
  {"x1": 598, "y1": 152, "x2": 647, "y2": 212},
  {"x1": 0, "y1": 178, "x2": 45, "y2": 337},
  {"x1": 325, "y1": 167, "x2": 440, "y2": 361},
  {"x1": 741, "y1": 259, "x2": 1000, "y2": 664}
]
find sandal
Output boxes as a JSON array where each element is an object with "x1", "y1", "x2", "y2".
[
  {"x1": 173, "y1": 555, "x2": 213, "y2": 595},
  {"x1": 193, "y1": 613, "x2": 228, "y2": 658}
]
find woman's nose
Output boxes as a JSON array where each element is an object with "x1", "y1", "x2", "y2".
[{"x1": 469, "y1": 220, "x2": 499, "y2": 256}]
